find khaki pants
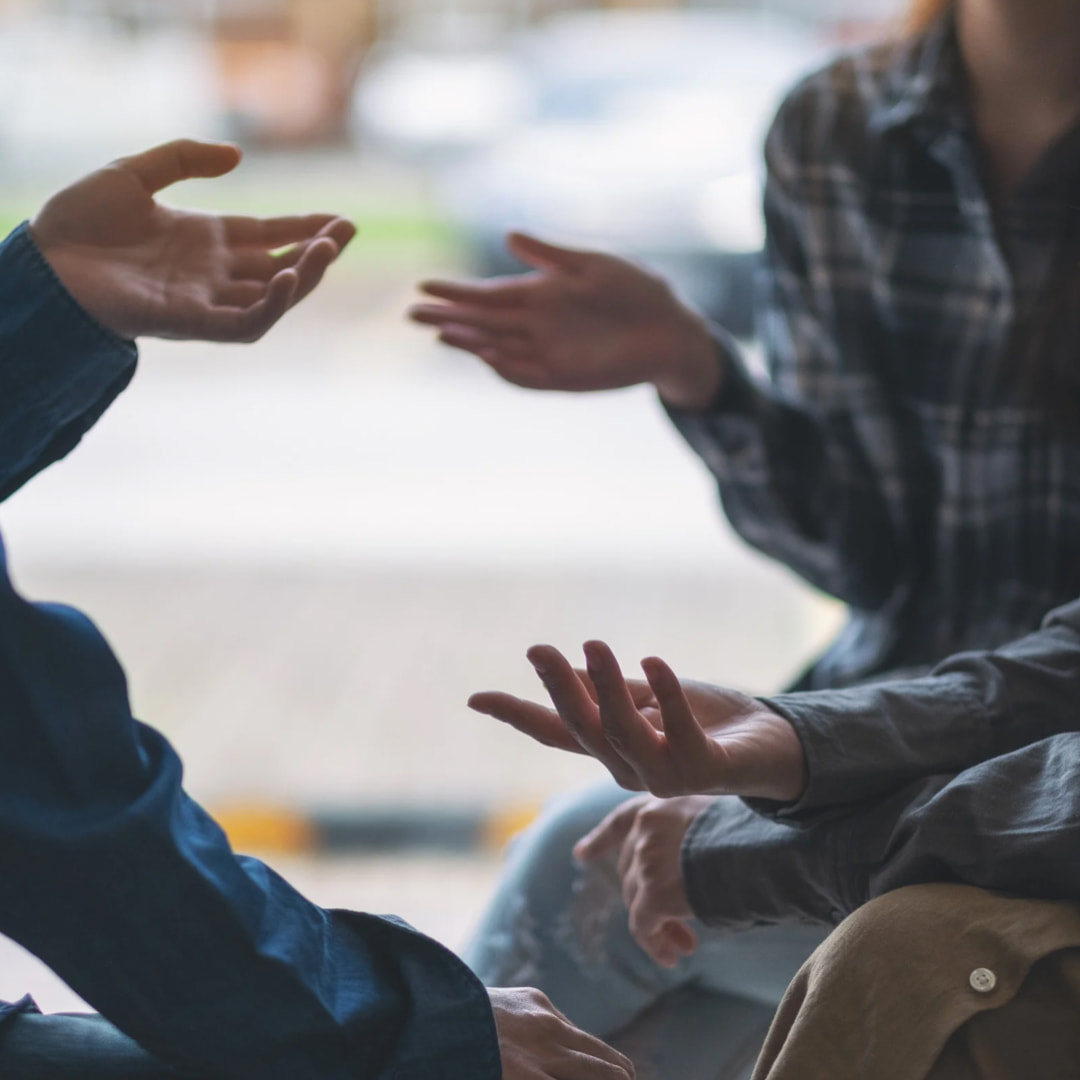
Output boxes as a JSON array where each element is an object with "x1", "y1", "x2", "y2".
[{"x1": 754, "y1": 885, "x2": 1080, "y2": 1080}]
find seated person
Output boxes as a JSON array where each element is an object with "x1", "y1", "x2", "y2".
[
  {"x1": 470, "y1": 598, "x2": 1080, "y2": 1075},
  {"x1": 411, "y1": 0, "x2": 1080, "y2": 1068},
  {"x1": 0, "y1": 140, "x2": 634, "y2": 1080},
  {"x1": 752, "y1": 883, "x2": 1080, "y2": 1079}
]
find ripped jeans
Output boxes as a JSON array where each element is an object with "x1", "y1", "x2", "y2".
[{"x1": 466, "y1": 782, "x2": 828, "y2": 1080}]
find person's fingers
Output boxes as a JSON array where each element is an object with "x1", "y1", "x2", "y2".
[
  {"x1": 639, "y1": 919, "x2": 698, "y2": 969},
  {"x1": 214, "y1": 280, "x2": 268, "y2": 308},
  {"x1": 230, "y1": 246, "x2": 307, "y2": 281},
  {"x1": 409, "y1": 302, "x2": 532, "y2": 338},
  {"x1": 224, "y1": 212, "x2": 342, "y2": 249},
  {"x1": 119, "y1": 139, "x2": 242, "y2": 194},
  {"x1": 418, "y1": 276, "x2": 534, "y2": 308},
  {"x1": 201, "y1": 268, "x2": 298, "y2": 343},
  {"x1": 549, "y1": 1021, "x2": 637, "y2": 1078},
  {"x1": 584, "y1": 642, "x2": 666, "y2": 783},
  {"x1": 318, "y1": 216, "x2": 358, "y2": 252},
  {"x1": 287, "y1": 236, "x2": 341, "y2": 305},
  {"x1": 468, "y1": 692, "x2": 586, "y2": 755},
  {"x1": 526, "y1": 645, "x2": 601, "y2": 749},
  {"x1": 488, "y1": 358, "x2": 557, "y2": 391},
  {"x1": 437, "y1": 325, "x2": 508, "y2": 356},
  {"x1": 432, "y1": 322, "x2": 534, "y2": 355},
  {"x1": 573, "y1": 668, "x2": 600, "y2": 704},
  {"x1": 436, "y1": 333, "x2": 552, "y2": 387},
  {"x1": 574, "y1": 670, "x2": 656, "y2": 710},
  {"x1": 557, "y1": 1048, "x2": 636, "y2": 1079},
  {"x1": 620, "y1": 851, "x2": 640, "y2": 911},
  {"x1": 573, "y1": 800, "x2": 640, "y2": 862},
  {"x1": 507, "y1": 231, "x2": 589, "y2": 274},
  {"x1": 228, "y1": 218, "x2": 354, "y2": 278},
  {"x1": 640, "y1": 657, "x2": 710, "y2": 759},
  {"x1": 528, "y1": 645, "x2": 643, "y2": 789}
]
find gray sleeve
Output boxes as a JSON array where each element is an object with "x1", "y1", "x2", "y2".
[
  {"x1": 682, "y1": 734, "x2": 1080, "y2": 930},
  {"x1": 750, "y1": 596, "x2": 1080, "y2": 819}
]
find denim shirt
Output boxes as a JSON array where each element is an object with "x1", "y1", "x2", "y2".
[{"x1": 0, "y1": 224, "x2": 499, "y2": 1080}]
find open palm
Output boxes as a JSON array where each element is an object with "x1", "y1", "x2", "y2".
[
  {"x1": 31, "y1": 140, "x2": 355, "y2": 343},
  {"x1": 469, "y1": 640, "x2": 807, "y2": 802},
  {"x1": 410, "y1": 233, "x2": 721, "y2": 407}
]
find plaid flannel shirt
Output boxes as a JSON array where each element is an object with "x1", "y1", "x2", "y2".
[{"x1": 670, "y1": 14, "x2": 1080, "y2": 690}]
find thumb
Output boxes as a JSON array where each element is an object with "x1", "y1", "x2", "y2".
[
  {"x1": 507, "y1": 231, "x2": 588, "y2": 274},
  {"x1": 574, "y1": 801, "x2": 638, "y2": 862},
  {"x1": 645, "y1": 920, "x2": 699, "y2": 968},
  {"x1": 119, "y1": 139, "x2": 242, "y2": 194}
]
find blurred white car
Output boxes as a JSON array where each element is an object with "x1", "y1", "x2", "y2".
[{"x1": 354, "y1": 10, "x2": 829, "y2": 335}]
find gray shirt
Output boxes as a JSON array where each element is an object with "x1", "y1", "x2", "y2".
[{"x1": 682, "y1": 596, "x2": 1080, "y2": 929}]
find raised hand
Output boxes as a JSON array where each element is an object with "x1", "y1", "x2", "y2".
[
  {"x1": 575, "y1": 794, "x2": 714, "y2": 968},
  {"x1": 469, "y1": 640, "x2": 806, "y2": 802},
  {"x1": 30, "y1": 139, "x2": 356, "y2": 343},
  {"x1": 409, "y1": 232, "x2": 723, "y2": 409},
  {"x1": 489, "y1": 987, "x2": 635, "y2": 1079}
]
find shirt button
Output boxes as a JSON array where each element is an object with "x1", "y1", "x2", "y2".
[{"x1": 969, "y1": 968, "x2": 997, "y2": 993}]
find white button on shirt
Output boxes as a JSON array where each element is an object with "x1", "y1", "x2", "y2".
[{"x1": 969, "y1": 968, "x2": 997, "y2": 993}]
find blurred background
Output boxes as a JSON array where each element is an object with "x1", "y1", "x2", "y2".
[{"x1": 0, "y1": 0, "x2": 902, "y2": 1009}]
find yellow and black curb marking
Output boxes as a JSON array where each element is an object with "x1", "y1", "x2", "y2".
[{"x1": 213, "y1": 803, "x2": 541, "y2": 856}]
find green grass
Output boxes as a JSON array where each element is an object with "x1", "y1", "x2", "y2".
[{"x1": 0, "y1": 191, "x2": 464, "y2": 273}]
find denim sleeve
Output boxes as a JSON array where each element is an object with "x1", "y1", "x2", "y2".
[
  {"x1": 682, "y1": 735, "x2": 1080, "y2": 930},
  {"x1": 0, "y1": 224, "x2": 137, "y2": 501},
  {"x1": 747, "y1": 595, "x2": 1080, "y2": 820},
  {"x1": 0, "y1": 540, "x2": 498, "y2": 1080},
  {"x1": 662, "y1": 95, "x2": 900, "y2": 610}
]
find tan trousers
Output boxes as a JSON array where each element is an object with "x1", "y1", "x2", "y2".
[{"x1": 753, "y1": 885, "x2": 1080, "y2": 1080}]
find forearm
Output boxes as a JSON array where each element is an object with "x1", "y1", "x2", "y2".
[
  {"x1": 0, "y1": 560, "x2": 498, "y2": 1080},
  {"x1": 0, "y1": 224, "x2": 137, "y2": 500},
  {"x1": 756, "y1": 596, "x2": 1080, "y2": 818},
  {"x1": 684, "y1": 734, "x2": 1080, "y2": 930},
  {"x1": 2, "y1": 763, "x2": 497, "y2": 1080}
]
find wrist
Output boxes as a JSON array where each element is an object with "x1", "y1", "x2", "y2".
[
  {"x1": 652, "y1": 309, "x2": 724, "y2": 410},
  {"x1": 757, "y1": 711, "x2": 809, "y2": 803}
]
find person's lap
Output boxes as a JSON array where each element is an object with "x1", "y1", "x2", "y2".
[
  {"x1": 465, "y1": 780, "x2": 827, "y2": 1074},
  {"x1": 6, "y1": 782, "x2": 821, "y2": 1080}
]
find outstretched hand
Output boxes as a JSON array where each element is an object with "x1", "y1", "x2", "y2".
[
  {"x1": 469, "y1": 641, "x2": 806, "y2": 802},
  {"x1": 409, "y1": 232, "x2": 722, "y2": 409},
  {"x1": 30, "y1": 139, "x2": 356, "y2": 343}
]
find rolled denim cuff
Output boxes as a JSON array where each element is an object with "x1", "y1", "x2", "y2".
[{"x1": 0, "y1": 223, "x2": 137, "y2": 501}]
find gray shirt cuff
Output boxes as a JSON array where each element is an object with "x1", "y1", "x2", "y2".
[{"x1": 680, "y1": 796, "x2": 867, "y2": 929}]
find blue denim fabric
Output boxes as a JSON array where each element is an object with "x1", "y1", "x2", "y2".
[
  {"x1": 466, "y1": 783, "x2": 827, "y2": 1080},
  {"x1": 0, "y1": 1012, "x2": 199, "y2": 1079},
  {"x1": 0, "y1": 224, "x2": 499, "y2": 1080}
]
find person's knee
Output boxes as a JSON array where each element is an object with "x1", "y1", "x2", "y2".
[{"x1": 509, "y1": 782, "x2": 632, "y2": 878}]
